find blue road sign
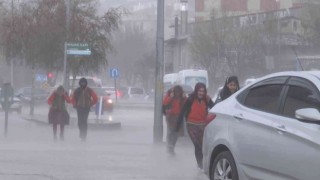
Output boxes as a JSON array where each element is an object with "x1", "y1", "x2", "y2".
[
  {"x1": 110, "y1": 68, "x2": 120, "y2": 78},
  {"x1": 35, "y1": 74, "x2": 47, "y2": 82}
]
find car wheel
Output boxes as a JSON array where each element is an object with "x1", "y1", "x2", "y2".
[{"x1": 210, "y1": 151, "x2": 238, "y2": 180}]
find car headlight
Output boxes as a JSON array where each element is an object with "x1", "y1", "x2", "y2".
[{"x1": 107, "y1": 99, "x2": 113, "y2": 104}]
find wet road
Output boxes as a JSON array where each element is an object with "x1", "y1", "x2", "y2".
[{"x1": 0, "y1": 106, "x2": 208, "y2": 180}]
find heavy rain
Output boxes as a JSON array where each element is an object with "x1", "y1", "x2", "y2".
[{"x1": 0, "y1": 0, "x2": 320, "y2": 180}]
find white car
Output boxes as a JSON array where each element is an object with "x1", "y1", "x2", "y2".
[{"x1": 203, "y1": 71, "x2": 320, "y2": 180}]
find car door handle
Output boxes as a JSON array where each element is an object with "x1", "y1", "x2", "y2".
[
  {"x1": 233, "y1": 114, "x2": 243, "y2": 121},
  {"x1": 274, "y1": 124, "x2": 287, "y2": 133}
]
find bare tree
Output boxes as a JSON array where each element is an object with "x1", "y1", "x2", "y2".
[{"x1": 110, "y1": 25, "x2": 155, "y2": 87}]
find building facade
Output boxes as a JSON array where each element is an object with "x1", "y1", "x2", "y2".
[{"x1": 195, "y1": 0, "x2": 305, "y2": 21}]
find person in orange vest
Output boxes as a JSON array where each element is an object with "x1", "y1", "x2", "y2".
[
  {"x1": 72, "y1": 78, "x2": 98, "y2": 141},
  {"x1": 163, "y1": 85, "x2": 186, "y2": 155},
  {"x1": 48, "y1": 86, "x2": 71, "y2": 141},
  {"x1": 177, "y1": 82, "x2": 214, "y2": 169}
]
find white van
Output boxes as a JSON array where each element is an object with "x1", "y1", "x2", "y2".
[
  {"x1": 176, "y1": 69, "x2": 209, "y2": 89},
  {"x1": 163, "y1": 73, "x2": 178, "y2": 93}
]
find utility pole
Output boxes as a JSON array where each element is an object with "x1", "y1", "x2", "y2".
[
  {"x1": 154, "y1": 0, "x2": 165, "y2": 143},
  {"x1": 63, "y1": 0, "x2": 71, "y2": 90},
  {"x1": 10, "y1": 0, "x2": 14, "y2": 87}
]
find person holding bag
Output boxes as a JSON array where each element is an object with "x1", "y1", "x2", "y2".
[
  {"x1": 48, "y1": 86, "x2": 71, "y2": 141},
  {"x1": 163, "y1": 85, "x2": 186, "y2": 155}
]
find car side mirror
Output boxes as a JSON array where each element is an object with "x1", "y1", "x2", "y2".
[{"x1": 295, "y1": 108, "x2": 320, "y2": 122}]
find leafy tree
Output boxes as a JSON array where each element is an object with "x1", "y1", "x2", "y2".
[{"x1": 0, "y1": 0, "x2": 122, "y2": 114}]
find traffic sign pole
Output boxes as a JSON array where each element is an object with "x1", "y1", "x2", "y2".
[
  {"x1": 114, "y1": 78, "x2": 117, "y2": 103},
  {"x1": 109, "y1": 68, "x2": 119, "y2": 103}
]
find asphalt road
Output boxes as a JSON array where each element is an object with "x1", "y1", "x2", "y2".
[{"x1": 0, "y1": 106, "x2": 208, "y2": 180}]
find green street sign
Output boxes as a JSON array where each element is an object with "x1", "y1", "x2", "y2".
[{"x1": 66, "y1": 43, "x2": 91, "y2": 56}]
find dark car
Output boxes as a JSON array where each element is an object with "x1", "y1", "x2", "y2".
[
  {"x1": 16, "y1": 87, "x2": 49, "y2": 104},
  {"x1": 0, "y1": 88, "x2": 22, "y2": 114},
  {"x1": 91, "y1": 88, "x2": 113, "y2": 112}
]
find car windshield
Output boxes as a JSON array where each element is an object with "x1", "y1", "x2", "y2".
[
  {"x1": 185, "y1": 76, "x2": 206, "y2": 88},
  {"x1": 103, "y1": 87, "x2": 115, "y2": 92},
  {"x1": 92, "y1": 88, "x2": 108, "y2": 96}
]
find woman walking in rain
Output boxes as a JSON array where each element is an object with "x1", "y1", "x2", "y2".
[
  {"x1": 216, "y1": 76, "x2": 240, "y2": 103},
  {"x1": 177, "y1": 82, "x2": 214, "y2": 169},
  {"x1": 163, "y1": 85, "x2": 186, "y2": 155},
  {"x1": 48, "y1": 86, "x2": 71, "y2": 141}
]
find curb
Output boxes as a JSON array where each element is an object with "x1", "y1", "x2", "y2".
[{"x1": 22, "y1": 116, "x2": 121, "y2": 130}]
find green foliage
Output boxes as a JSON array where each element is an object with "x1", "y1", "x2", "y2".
[{"x1": 0, "y1": 0, "x2": 123, "y2": 74}]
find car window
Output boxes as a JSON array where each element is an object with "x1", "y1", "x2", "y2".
[
  {"x1": 243, "y1": 85, "x2": 283, "y2": 114},
  {"x1": 283, "y1": 85, "x2": 320, "y2": 118},
  {"x1": 103, "y1": 87, "x2": 115, "y2": 92},
  {"x1": 93, "y1": 88, "x2": 108, "y2": 96}
]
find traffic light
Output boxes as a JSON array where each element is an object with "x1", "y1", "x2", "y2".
[
  {"x1": 47, "y1": 72, "x2": 55, "y2": 86},
  {"x1": 47, "y1": 72, "x2": 53, "y2": 79}
]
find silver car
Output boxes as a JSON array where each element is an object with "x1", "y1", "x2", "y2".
[{"x1": 203, "y1": 71, "x2": 320, "y2": 180}]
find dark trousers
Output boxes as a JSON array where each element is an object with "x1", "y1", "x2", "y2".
[
  {"x1": 187, "y1": 123, "x2": 205, "y2": 169},
  {"x1": 76, "y1": 107, "x2": 90, "y2": 140},
  {"x1": 166, "y1": 116, "x2": 179, "y2": 151}
]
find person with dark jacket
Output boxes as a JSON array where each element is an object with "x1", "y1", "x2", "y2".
[
  {"x1": 177, "y1": 82, "x2": 214, "y2": 169},
  {"x1": 72, "y1": 78, "x2": 98, "y2": 141},
  {"x1": 163, "y1": 85, "x2": 186, "y2": 155},
  {"x1": 48, "y1": 86, "x2": 71, "y2": 141},
  {"x1": 216, "y1": 76, "x2": 240, "y2": 103}
]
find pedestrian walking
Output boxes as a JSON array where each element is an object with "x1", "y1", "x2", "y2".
[
  {"x1": 48, "y1": 86, "x2": 71, "y2": 141},
  {"x1": 177, "y1": 82, "x2": 214, "y2": 169},
  {"x1": 72, "y1": 77, "x2": 98, "y2": 141},
  {"x1": 216, "y1": 76, "x2": 240, "y2": 103},
  {"x1": 163, "y1": 85, "x2": 186, "y2": 155}
]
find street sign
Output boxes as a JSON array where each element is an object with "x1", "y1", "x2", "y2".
[
  {"x1": 41, "y1": 82, "x2": 50, "y2": 90},
  {"x1": 110, "y1": 68, "x2": 120, "y2": 78},
  {"x1": 66, "y1": 43, "x2": 91, "y2": 56},
  {"x1": 35, "y1": 74, "x2": 47, "y2": 82}
]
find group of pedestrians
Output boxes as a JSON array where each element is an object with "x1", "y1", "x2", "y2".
[
  {"x1": 47, "y1": 77, "x2": 98, "y2": 141},
  {"x1": 163, "y1": 76, "x2": 240, "y2": 170}
]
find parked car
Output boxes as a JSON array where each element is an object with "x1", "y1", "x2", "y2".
[
  {"x1": 0, "y1": 88, "x2": 22, "y2": 114},
  {"x1": 91, "y1": 88, "x2": 113, "y2": 112},
  {"x1": 102, "y1": 86, "x2": 128, "y2": 100},
  {"x1": 127, "y1": 87, "x2": 146, "y2": 100},
  {"x1": 16, "y1": 87, "x2": 49, "y2": 104},
  {"x1": 102, "y1": 86, "x2": 116, "y2": 99},
  {"x1": 203, "y1": 71, "x2": 320, "y2": 180}
]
